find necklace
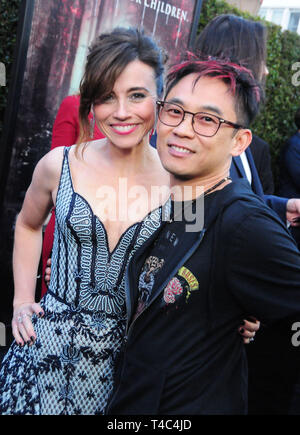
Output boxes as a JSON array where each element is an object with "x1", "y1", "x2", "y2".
[
  {"x1": 203, "y1": 176, "x2": 232, "y2": 196},
  {"x1": 169, "y1": 176, "x2": 232, "y2": 223}
]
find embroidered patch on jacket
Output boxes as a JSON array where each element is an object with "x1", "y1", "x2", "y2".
[
  {"x1": 177, "y1": 267, "x2": 199, "y2": 302},
  {"x1": 163, "y1": 277, "x2": 183, "y2": 304},
  {"x1": 135, "y1": 256, "x2": 165, "y2": 318},
  {"x1": 162, "y1": 267, "x2": 199, "y2": 306}
]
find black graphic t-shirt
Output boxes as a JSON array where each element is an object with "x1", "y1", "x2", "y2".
[{"x1": 134, "y1": 191, "x2": 217, "y2": 319}]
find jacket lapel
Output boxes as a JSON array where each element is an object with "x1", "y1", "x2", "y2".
[
  {"x1": 125, "y1": 220, "x2": 168, "y2": 324},
  {"x1": 231, "y1": 155, "x2": 247, "y2": 180},
  {"x1": 245, "y1": 148, "x2": 264, "y2": 197}
]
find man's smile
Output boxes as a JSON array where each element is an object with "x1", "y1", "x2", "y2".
[{"x1": 168, "y1": 143, "x2": 195, "y2": 156}]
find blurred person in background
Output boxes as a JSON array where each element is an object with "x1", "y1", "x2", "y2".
[
  {"x1": 195, "y1": 14, "x2": 300, "y2": 414},
  {"x1": 279, "y1": 107, "x2": 300, "y2": 249}
]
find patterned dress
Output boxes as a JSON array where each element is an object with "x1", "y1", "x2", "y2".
[{"x1": 0, "y1": 147, "x2": 163, "y2": 415}]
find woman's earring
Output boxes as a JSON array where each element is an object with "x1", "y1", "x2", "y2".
[{"x1": 90, "y1": 104, "x2": 95, "y2": 139}]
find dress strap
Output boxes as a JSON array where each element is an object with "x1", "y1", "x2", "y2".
[{"x1": 55, "y1": 146, "x2": 74, "y2": 208}]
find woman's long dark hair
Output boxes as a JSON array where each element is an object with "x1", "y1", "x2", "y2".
[
  {"x1": 77, "y1": 27, "x2": 166, "y2": 154},
  {"x1": 195, "y1": 14, "x2": 267, "y2": 82}
]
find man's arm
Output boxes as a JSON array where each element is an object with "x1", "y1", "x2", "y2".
[
  {"x1": 264, "y1": 195, "x2": 288, "y2": 223},
  {"x1": 283, "y1": 138, "x2": 300, "y2": 191},
  {"x1": 226, "y1": 210, "x2": 300, "y2": 324}
]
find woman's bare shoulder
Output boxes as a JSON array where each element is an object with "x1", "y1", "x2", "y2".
[{"x1": 32, "y1": 146, "x2": 66, "y2": 189}]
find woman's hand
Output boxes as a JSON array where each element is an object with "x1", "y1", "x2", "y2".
[
  {"x1": 12, "y1": 302, "x2": 44, "y2": 347},
  {"x1": 238, "y1": 317, "x2": 260, "y2": 344},
  {"x1": 44, "y1": 258, "x2": 51, "y2": 286}
]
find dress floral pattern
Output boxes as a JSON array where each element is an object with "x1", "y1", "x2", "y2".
[{"x1": 0, "y1": 147, "x2": 163, "y2": 415}]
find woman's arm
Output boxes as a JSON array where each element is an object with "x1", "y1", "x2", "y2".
[{"x1": 12, "y1": 148, "x2": 62, "y2": 346}]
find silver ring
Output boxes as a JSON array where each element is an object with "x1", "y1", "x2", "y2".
[
  {"x1": 249, "y1": 337, "x2": 255, "y2": 342},
  {"x1": 17, "y1": 313, "x2": 30, "y2": 323}
]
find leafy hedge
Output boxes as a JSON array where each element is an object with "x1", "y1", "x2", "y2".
[
  {"x1": 0, "y1": 0, "x2": 21, "y2": 136},
  {"x1": 199, "y1": 0, "x2": 300, "y2": 189},
  {"x1": 0, "y1": 0, "x2": 300, "y2": 187}
]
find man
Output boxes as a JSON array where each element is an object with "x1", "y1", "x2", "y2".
[
  {"x1": 279, "y1": 107, "x2": 300, "y2": 249},
  {"x1": 279, "y1": 107, "x2": 300, "y2": 200},
  {"x1": 106, "y1": 59, "x2": 300, "y2": 415}
]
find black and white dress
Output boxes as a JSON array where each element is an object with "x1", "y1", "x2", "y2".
[{"x1": 0, "y1": 147, "x2": 163, "y2": 415}]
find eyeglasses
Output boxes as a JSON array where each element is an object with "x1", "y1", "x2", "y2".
[{"x1": 156, "y1": 100, "x2": 246, "y2": 137}]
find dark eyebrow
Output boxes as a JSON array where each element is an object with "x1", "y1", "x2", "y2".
[
  {"x1": 201, "y1": 105, "x2": 223, "y2": 117},
  {"x1": 128, "y1": 87, "x2": 150, "y2": 93},
  {"x1": 166, "y1": 98, "x2": 224, "y2": 117},
  {"x1": 167, "y1": 97, "x2": 184, "y2": 105}
]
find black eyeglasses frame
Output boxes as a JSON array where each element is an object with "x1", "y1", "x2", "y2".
[{"x1": 156, "y1": 100, "x2": 246, "y2": 137}]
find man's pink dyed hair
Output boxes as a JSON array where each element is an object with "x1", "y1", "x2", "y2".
[{"x1": 165, "y1": 54, "x2": 262, "y2": 126}]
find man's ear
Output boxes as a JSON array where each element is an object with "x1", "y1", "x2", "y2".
[{"x1": 231, "y1": 129, "x2": 252, "y2": 157}]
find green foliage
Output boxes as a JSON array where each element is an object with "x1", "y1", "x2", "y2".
[
  {"x1": 199, "y1": 0, "x2": 300, "y2": 189},
  {"x1": 255, "y1": 25, "x2": 300, "y2": 185},
  {"x1": 0, "y1": 0, "x2": 21, "y2": 137}
]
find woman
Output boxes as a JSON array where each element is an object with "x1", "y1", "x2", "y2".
[
  {"x1": 0, "y1": 27, "x2": 169, "y2": 415},
  {"x1": 0, "y1": 27, "x2": 256, "y2": 415}
]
